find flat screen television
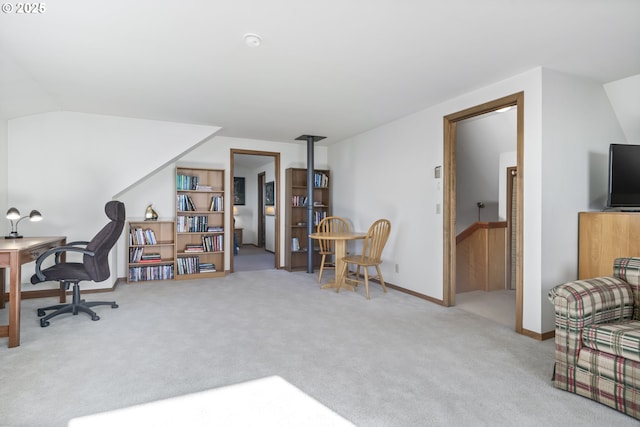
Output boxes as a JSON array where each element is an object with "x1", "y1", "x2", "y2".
[{"x1": 607, "y1": 143, "x2": 640, "y2": 209}]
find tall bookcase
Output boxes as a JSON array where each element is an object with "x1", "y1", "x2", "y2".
[
  {"x1": 127, "y1": 220, "x2": 175, "y2": 283},
  {"x1": 175, "y1": 167, "x2": 226, "y2": 279},
  {"x1": 285, "y1": 167, "x2": 330, "y2": 271}
]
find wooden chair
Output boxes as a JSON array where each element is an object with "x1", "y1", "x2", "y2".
[
  {"x1": 316, "y1": 216, "x2": 351, "y2": 283},
  {"x1": 336, "y1": 219, "x2": 391, "y2": 299}
]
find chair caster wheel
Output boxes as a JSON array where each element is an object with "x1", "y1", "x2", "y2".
[
  {"x1": 37, "y1": 309, "x2": 46, "y2": 317},
  {"x1": 111, "y1": 303, "x2": 118, "y2": 309},
  {"x1": 40, "y1": 319, "x2": 50, "y2": 327},
  {"x1": 91, "y1": 315, "x2": 100, "y2": 321}
]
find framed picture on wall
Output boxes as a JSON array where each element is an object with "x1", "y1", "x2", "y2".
[
  {"x1": 265, "y1": 181, "x2": 275, "y2": 206},
  {"x1": 234, "y1": 177, "x2": 245, "y2": 205}
]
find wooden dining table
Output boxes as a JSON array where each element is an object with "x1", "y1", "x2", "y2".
[{"x1": 309, "y1": 231, "x2": 366, "y2": 291}]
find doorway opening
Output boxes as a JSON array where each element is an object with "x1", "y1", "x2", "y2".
[
  {"x1": 443, "y1": 92, "x2": 524, "y2": 333},
  {"x1": 230, "y1": 149, "x2": 281, "y2": 273}
]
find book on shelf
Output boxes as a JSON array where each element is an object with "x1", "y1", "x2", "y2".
[
  {"x1": 184, "y1": 244, "x2": 205, "y2": 252},
  {"x1": 176, "y1": 174, "x2": 199, "y2": 191},
  {"x1": 128, "y1": 264, "x2": 174, "y2": 282},
  {"x1": 291, "y1": 195, "x2": 308, "y2": 207},
  {"x1": 313, "y1": 211, "x2": 327, "y2": 226},
  {"x1": 177, "y1": 256, "x2": 200, "y2": 275},
  {"x1": 314, "y1": 172, "x2": 329, "y2": 188},
  {"x1": 209, "y1": 195, "x2": 224, "y2": 212},
  {"x1": 196, "y1": 184, "x2": 213, "y2": 191},
  {"x1": 130, "y1": 227, "x2": 157, "y2": 245},
  {"x1": 177, "y1": 215, "x2": 209, "y2": 232},
  {"x1": 177, "y1": 194, "x2": 197, "y2": 211},
  {"x1": 199, "y1": 263, "x2": 216, "y2": 273},
  {"x1": 202, "y1": 234, "x2": 223, "y2": 252},
  {"x1": 129, "y1": 247, "x2": 143, "y2": 263},
  {"x1": 130, "y1": 248, "x2": 163, "y2": 263}
]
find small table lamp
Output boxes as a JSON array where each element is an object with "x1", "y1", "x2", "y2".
[{"x1": 5, "y1": 207, "x2": 43, "y2": 239}]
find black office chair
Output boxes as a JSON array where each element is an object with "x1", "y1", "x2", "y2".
[{"x1": 31, "y1": 201, "x2": 126, "y2": 327}]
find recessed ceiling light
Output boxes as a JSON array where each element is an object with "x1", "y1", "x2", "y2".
[{"x1": 244, "y1": 33, "x2": 262, "y2": 47}]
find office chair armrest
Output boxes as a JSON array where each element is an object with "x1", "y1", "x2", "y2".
[
  {"x1": 33, "y1": 245, "x2": 96, "y2": 282},
  {"x1": 57, "y1": 241, "x2": 89, "y2": 263}
]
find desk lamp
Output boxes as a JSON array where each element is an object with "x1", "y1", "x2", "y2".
[{"x1": 5, "y1": 208, "x2": 43, "y2": 239}]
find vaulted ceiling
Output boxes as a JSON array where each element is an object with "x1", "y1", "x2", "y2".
[{"x1": 1, "y1": 0, "x2": 638, "y2": 145}]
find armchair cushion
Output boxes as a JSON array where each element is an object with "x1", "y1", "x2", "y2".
[
  {"x1": 577, "y1": 347, "x2": 640, "y2": 390},
  {"x1": 582, "y1": 320, "x2": 640, "y2": 363}
]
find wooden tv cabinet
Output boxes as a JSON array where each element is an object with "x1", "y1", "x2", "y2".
[{"x1": 578, "y1": 211, "x2": 640, "y2": 279}]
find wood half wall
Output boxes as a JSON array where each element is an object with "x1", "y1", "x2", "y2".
[{"x1": 456, "y1": 221, "x2": 507, "y2": 293}]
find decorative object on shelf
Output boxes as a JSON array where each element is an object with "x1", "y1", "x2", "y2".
[
  {"x1": 234, "y1": 177, "x2": 245, "y2": 205},
  {"x1": 144, "y1": 204, "x2": 159, "y2": 221},
  {"x1": 476, "y1": 201, "x2": 485, "y2": 222},
  {"x1": 265, "y1": 181, "x2": 275, "y2": 205},
  {"x1": 265, "y1": 206, "x2": 276, "y2": 216},
  {"x1": 5, "y1": 207, "x2": 43, "y2": 239}
]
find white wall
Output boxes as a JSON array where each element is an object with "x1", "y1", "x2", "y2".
[
  {"x1": 233, "y1": 159, "x2": 276, "y2": 250},
  {"x1": 5, "y1": 69, "x2": 632, "y2": 335},
  {"x1": 119, "y1": 135, "x2": 327, "y2": 277},
  {"x1": 8, "y1": 111, "x2": 220, "y2": 291},
  {"x1": 233, "y1": 164, "x2": 256, "y2": 240},
  {"x1": 0, "y1": 119, "x2": 7, "y2": 214},
  {"x1": 456, "y1": 110, "x2": 517, "y2": 232},
  {"x1": 604, "y1": 74, "x2": 640, "y2": 145},
  {"x1": 329, "y1": 67, "x2": 629, "y2": 335},
  {"x1": 329, "y1": 68, "x2": 544, "y2": 331},
  {"x1": 539, "y1": 69, "x2": 626, "y2": 331}
]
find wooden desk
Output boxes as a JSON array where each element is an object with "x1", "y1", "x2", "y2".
[
  {"x1": 0, "y1": 236, "x2": 66, "y2": 347},
  {"x1": 309, "y1": 231, "x2": 365, "y2": 292}
]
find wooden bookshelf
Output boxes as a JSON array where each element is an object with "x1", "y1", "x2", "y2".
[
  {"x1": 175, "y1": 167, "x2": 226, "y2": 279},
  {"x1": 127, "y1": 220, "x2": 175, "y2": 283},
  {"x1": 284, "y1": 168, "x2": 330, "y2": 271}
]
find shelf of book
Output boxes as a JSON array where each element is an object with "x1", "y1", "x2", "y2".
[
  {"x1": 175, "y1": 167, "x2": 226, "y2": 279},
  {"x1": 127, "y1": 220, "x2": 175, "y2": 283},
  {"x1": 284, "y1": 168, "x2": 330, "y2": 271}
]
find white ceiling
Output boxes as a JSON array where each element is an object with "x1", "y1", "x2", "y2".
[{"x1": 1, "y1": 0, "x2": 639, "y2": 145}]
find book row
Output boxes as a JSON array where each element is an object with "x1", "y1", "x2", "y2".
[
  {"x1": 129, "y1": 247, "x2": 165, "y2": 263},
  {"x1": 128, "y1": 265, "x2": 174, "y2": 282},
  {"x1": 314, "y1": 172, "x2": 329, "y2": 188},
  {"x1": 129, "y1": 227, "x2": 157, "y2": 245},
  {"x1": 182, "y1": 234, "x2": 224, "y2": 253},
  {"x1": 176, "y1": 174, "x2": 200, "y2": 191},
  {"x1": 313, "y1": 211, "x2": 327, "y2": 226},
  {"x1": 177, "y1": 215, "x2": 210, "y2": 232},
  {"x1": 177, "y1": 256, "x2": 217, "y2": 275},
  {"x1": 177, "y1": 194, "x2": 224, "y2": 212}
]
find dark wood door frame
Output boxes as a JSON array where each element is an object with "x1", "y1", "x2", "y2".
[
  {"x1": 506, "y1": 166, "x2": 517, "y2": 291},
  {"x1": 257, "y1": 171, "x2": 266, "y2": 247},
  {"x1": 443, "y1": 91, "x2": 524, "y2": 333},
  {"x1": 230, "y1": 149, "x2": 280, "y2": 272}
]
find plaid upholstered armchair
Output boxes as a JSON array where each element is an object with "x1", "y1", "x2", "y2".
[{"x1": 548, "y1": 257, "x2": 640, "y2": 420}]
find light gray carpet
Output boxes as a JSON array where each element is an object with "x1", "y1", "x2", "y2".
[
  {"x1": 233, "y1": 245, "x2": 275, "y2": 272},
  {"x1": 0, "y1": 270, "x2": 637, "y2": 427},
  {"x1": 455, "y1": 289, "x2": 516, "y2": 329}
]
